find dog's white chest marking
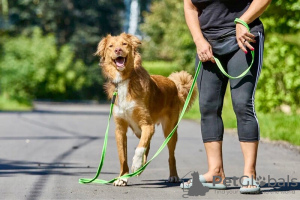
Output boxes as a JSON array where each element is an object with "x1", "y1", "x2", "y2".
[
  {"x1": 113, "y1": 79, "x2": 141, "y2": 137},
  {"x1": 113, "y1": 72, "x2": 122, "y2": 84}
]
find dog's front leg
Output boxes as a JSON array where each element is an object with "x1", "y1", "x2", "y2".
[
  {"x1": 131, "y1": 124, "x2": 154, "y2": 174},
  {"x1": 113, "y1": 117, "x2": 129, "y2": 186}
]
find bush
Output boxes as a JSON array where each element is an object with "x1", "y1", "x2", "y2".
[
  {"x1": 256, "y1": 34, "x2": 300, "y2": 112},
  {"x1": 0, "y1": 28, "x2": 88, "y2": 103}
]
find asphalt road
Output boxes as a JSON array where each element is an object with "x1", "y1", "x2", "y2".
[{"x1": 0, "y1": 103, "x2": 299, "y2": 200}]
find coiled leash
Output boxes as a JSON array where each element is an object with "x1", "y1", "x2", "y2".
[{"x1": 79, "y1": 18, "x2": 253, "y2": 185}]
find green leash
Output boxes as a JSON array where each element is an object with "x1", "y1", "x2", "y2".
[
  {"x1": 215, "y1": 18, "x2": 254, "y2": 79},
  {"x1": 79, "y1": 18, "x2": 253, "y2": 185}
]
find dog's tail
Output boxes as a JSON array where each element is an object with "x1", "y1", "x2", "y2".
[{"x1": 168, "y1": 71, "x2": 198, "y2": 112}]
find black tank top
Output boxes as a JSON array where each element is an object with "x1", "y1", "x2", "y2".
[{"x1": 191, "y1": 0, "x2": 264, "y2": 39}]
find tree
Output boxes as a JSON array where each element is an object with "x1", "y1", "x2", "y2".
[
  {"x1": 0, "y1": 0, "x2": 126, "y2": 101},
  {"x1": 263, "y1": 0, "x2": 300, "y2": 34},
  {"x1": 4, "y1": 0, "x2": 125, "y2": 65},
  {"x1": 140, "y1": 0, "x2": 195, "y2": 70}
]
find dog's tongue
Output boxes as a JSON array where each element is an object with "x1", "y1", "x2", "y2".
[{"x1": 115, "y1": 57, "x2": 125, "y2": 67}]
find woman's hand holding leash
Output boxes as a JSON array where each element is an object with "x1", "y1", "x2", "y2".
[{"x1": 195, "y1": 38, "x2": 216, "y2": 63}]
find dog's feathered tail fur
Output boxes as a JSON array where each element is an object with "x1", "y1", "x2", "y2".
[{"x1": 168, "y1": 71, "x2": 198, "y2": 112}]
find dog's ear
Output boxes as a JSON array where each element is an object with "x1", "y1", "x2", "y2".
[
  {"x1": 129, "y1": 34, "x2": 141, "y2": 50},
  {"x1": 121, "y1": 33, "x2": 141, "y2": 51},
  {"x1": 94, "y1": 34, "x2": 111, "y2": 57}
]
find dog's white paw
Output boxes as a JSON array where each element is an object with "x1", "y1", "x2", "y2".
[
  {"x1": 113, "y1": 178, "x2": 128, "y2": 186},
  {"x1": 168, "y1": 176, "x2": 180, "y2": 183},
  {"x1": 131, "y1": 147, "x2": 145, "y2": 174}
]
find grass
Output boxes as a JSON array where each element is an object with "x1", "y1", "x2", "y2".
[
  {"x1": 0, "y1": 95, "x2": 32, "y2": 111},
  {"x1": 143, "y1": 60, "x2": 181, "y2": 77},
  {"x1": 144, "y1": 60, "x2": 300, "y2": 146},
  {"x1": 257, "y1": 113, "x2": 300, "y2": 146}
]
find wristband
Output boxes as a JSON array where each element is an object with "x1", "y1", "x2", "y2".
[{"x1": 234, "y1": 18, "x2": 250, "y2": 32}]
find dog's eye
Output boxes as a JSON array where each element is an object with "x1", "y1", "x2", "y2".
[
  {"x1": 122, "y1": 43, "x2": 127, "y2": 46},
  {"x1": 109, "y1": 44, "x2": 113, "y2": 48}
]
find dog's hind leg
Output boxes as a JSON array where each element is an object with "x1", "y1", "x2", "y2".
[
  {"x1": 113, "y1": 117, "x2": 129, "y2": 186},
  {"x1": 162, "y1": 115, "x2": 179, "y2": 183},
  {"x1": 131, "y1": 124, "x2": 155, "y2": 174}
]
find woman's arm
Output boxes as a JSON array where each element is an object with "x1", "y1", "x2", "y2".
[
  {"x1": 240, "y1": 0, "x2": 272, "y2": 24},
  {"x1": 236, "y1": 0, "x2": 272, "y2": 53},
  {"x1": 183, "y1": 0, "x2": 215, "y2": 63}
]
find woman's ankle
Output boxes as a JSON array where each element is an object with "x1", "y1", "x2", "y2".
[
  {"x1": 243, "y1": 169, "x2": 256, "y2": 179},
  {"x1": 203, "y1": 168, "x2": 225, "y2": 182}
]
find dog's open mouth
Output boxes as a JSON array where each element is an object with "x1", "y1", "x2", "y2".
[{"x1": 114, "y1": 56, "x2": 126, "y2": 71}]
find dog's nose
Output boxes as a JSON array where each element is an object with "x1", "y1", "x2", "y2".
[{"x1": 114, "y1": 48, "x2": 122, "y2": 54}]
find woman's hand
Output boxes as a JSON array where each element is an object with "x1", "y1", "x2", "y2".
[
  {"x1": 195, "y1": 38, "x2": 215, "y2": 63},
  {"x1": 236, "y1": 23, "x2": 256, "y2": 53}
]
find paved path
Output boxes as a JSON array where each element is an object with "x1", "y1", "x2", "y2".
[{"x1": 0, "y1": 103, "x2": 299, "y2": 199}]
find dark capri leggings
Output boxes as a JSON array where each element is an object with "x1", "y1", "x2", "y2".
[{"x1": 196, "y1": 32, "x2": 264, "y2": 142}]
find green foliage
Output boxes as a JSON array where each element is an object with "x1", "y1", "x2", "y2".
[
  {"x1": 141, "y1": 0, "x2": 195, "y2": 70},
  {"x1": 0, "y1": 28, "x2": 88, "y2": 103},
  {"x1": 3, "y1": 0, "x2": 124, "y2": 65},
  {"x1": 256, "y1": 34, "x2": 300, "y2": 112},
  {"x1": 143, "y1": 60, "x2": 181, "y2": 77},
  {"x1": 257, "y1": 112, "x2": 300, "y2": 146},
  {"x1": 263, "y1": 0, "x2": 300, "y2": 34},
  {"x1": 0, "y1": 0, "x2": 124, "y2": 102}
]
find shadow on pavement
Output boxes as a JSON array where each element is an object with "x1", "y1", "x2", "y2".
[
  {"x1": 130, "y1": 179, "x2": 180, "y2": 188},
  {"x1": 131, "y1": 178, "x2": 300, "y2": 192},
  {"x1": 0, "y1": 159, "x2": 119, "y2": 177},
  {"x1": 261, "y1": 182, "x2": 300, "y2": 192},
  {"x1": 0, "y1": 136, "x2": 100, "y2": 140},
  {"x1": 0, "y1": 110, "x2": 109, "y2": 116},
  {"x1": 0, "y1": 159, "x2": 89, "y2": 176}
]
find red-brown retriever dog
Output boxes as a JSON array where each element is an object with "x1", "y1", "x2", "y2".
[{"x1": 95, "y1": 33, "x2": 197, "y2": 186}]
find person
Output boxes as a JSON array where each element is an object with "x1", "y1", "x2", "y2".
[{"x1": 182, "y1": 0, "x2": 272, "y2": 194}]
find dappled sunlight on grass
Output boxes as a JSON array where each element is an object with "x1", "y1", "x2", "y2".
[{"x1": 0, "y1": 95, "x2": 32, "y2": 111}]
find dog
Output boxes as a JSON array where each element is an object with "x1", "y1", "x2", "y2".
[{"x1": 95, "y1": 33, "x2": 197, "y2": 186}]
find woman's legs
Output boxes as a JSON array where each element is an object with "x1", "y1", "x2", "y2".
[
  {"x1": 195, "y1": 55, "x2": 228, "y2": 183},
  {"x1": 240, "y1": 141, "x2": 258, "y2": 188},
  {"x1": 228, "y1": 32, "x2": 264, "y2": 188},
  {"x1": 190, "y1": 32, "x2": 264, "y2": 187},
  {"x1": 202, "y1": 141, "x2": 226, "y2": 183}
]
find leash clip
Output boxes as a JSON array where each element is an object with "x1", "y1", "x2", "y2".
[{"x1": 112, "y1": 87, "x2": 118, "y2": 104}]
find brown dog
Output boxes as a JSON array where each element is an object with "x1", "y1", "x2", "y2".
[{"x1": 95, "y1": 33, "x2": 197, "y2": 186}]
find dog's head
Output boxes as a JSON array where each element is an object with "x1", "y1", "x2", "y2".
[{"x1": 95, "y1": 33, "x2": 141, "y2": 80}]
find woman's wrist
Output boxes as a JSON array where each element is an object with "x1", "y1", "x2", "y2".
[
  {"x1": 193, "y1": 35, "x2": 206, "y2": 45},
  {"x1": 239, "y1": 16, "x2": 251, "y2": 24},
  {"x1": 235, "y1": 18, "x2": 251, "y2": 31}
]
